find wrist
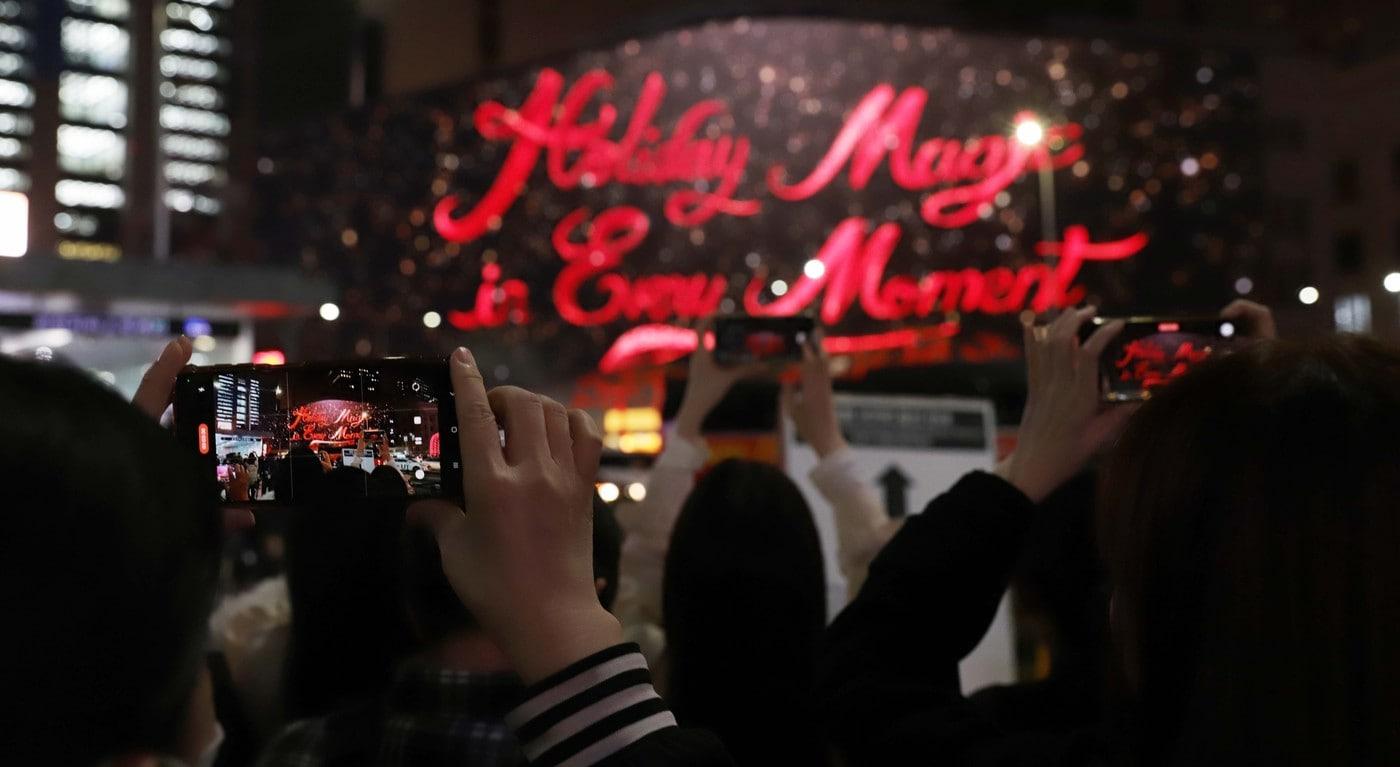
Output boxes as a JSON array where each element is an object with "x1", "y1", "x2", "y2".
[
  {"x1": 995, "y1": 452, "x2": 1055, "y2": 504},
  {"x1": 811, "y1": 431, "x2": 847, "y2": 457},
  {"x1": 505, "y1": 604, "x2": 623, "y2": 685}
]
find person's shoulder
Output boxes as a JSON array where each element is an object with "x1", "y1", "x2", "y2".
[{"x1": 257, "y1": 717, "x2": 329, "y2": 767}]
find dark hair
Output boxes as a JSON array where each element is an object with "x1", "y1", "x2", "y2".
[
  {"x1": 282, "y1": 468, "x2": 413, "y2": 719},
  {"x1": 662, "y1": 459, "x2": 828, "y2": 765},
  {"x1": 1101, "y1": 336, "x2": 1400, "y2": 766},
  {"x1": 401, "y1": 492, "x2": 626, "y2": 647},
  {"x1": 0, "y1": 357, "x2": 222, "y2": 763},
  {"x1": 367, "y1": 464, "x2": 410, "y2": 498}
]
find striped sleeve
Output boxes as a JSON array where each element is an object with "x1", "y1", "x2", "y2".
[{"x1": 505, "y1": 643, "x2": 678, "y2": 767}]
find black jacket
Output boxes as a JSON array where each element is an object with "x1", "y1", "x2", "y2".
[{"x1": 816, "y1": 471, "x2": 1117, "y2": 766}]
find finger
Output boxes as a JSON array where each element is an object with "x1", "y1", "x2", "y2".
[
  {"x1": 489, "y1": 386, "x2": 548, "y2": 466},
  {"x1": 1049, "y1": 305, "x2": 1097, "y2": 342},
  {"x1": 449, "y1": 347, "x2": 504, "y2": 480},
  {"x1": 406, "y1": 499, "x2": 466, "y2": 542},
  {"x1": 1022, "y1": 321, "x2": 1043, "y2": 396},
  {"x1": 541, "y1": 395, "x2": 574, "y2": 469},
  {"x1": 1220, "y1": 299, "x2": 1277, "y2": 340},
  {"x1": 567, "y1": 408, "x2": 603, "y2": 485},
  {"x1": 1081, "y1": 318, "x2": 1125, "y2": 359},
  {"x1": 133, "y1": 336, "x2": 193, "y2": 420}
]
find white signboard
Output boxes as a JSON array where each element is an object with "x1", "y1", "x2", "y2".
[{"x1": 784, "y1": 394, "x2": 1017, "y2": 692}]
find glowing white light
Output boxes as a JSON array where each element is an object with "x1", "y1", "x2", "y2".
[
  {"x1": 414, "y1": 468, "x2": 426, "y2": 480},
  {"x1": 0, "y1": 22, "x2": 28, "y2": 48},
  {"x1": 57, "y1": 125, "x2": 126, "y2": 179},
  {"x1": 422, "y1": 310, "x2": 442, "y2": 329},
  {"x1": 164, "y1": 160, "x2": 225, "y2": 186},
  {"x1": 803, "y1": 259, "x2": 826, "y2": 279},
  {"x1": 161, "y1": 134, "x2": 226, "y2": 161},
  {"x1": 597, "y1": 482, "x2": 620, "y2": 503},
  {"x1": 59, "y1": 73, "x2": 128, "y2": 128},
  {"x1": 0, "y1": 111, "x2": 31, "y2": 135},
  {"x1": 1014, "y1": 117, "x2": 1044, "y2": 147},
  {"x1": 626, "y1": 482, "x2": 647, "y2": 502},
  {"x1": 164, "y1": 82, "x2": 222, "y2": 110},
  {"x1": 0, "y1": 190, "x2": 26, "y2": 257},
  {"x1": 61, "y1": 19, "x2": 130, "y2": 72},
  {"x1": 160, "y1": 28, "x2": 228, "y2": 57},
  {"x1": 0, "y1": 135, "x2": 20, "y2": 158},
  {"x1": 1234, "y1": 276, "x2": 1253, "y2": 295},
  {"x1": 1384, "y1": 273, "x2": 1400, "y2": 294},
  {"x1": 1219, "y1": 322, "x2": 1235, "y2": 338},
  {"x1": 0, "y1": 167, "x2": 29, "y2": 191},
  {"x1": 55, "y1": 179, "x2": 124, "y2": 209},
  {"x1": 319, "y1": 302, "x2": 340, "y2": 321},
  {"x1": 163, "y1": 188, "x2": 221, "y2": 214},
  {"x1": 70, "y1": 0, "x2": 131, "y2": 20},
  {"x1": 159, "y1": 105, "x2": 229, "y2": 135},
  {"x1": 771, "y1": 279, "x2": 789, "y2": 297},
  {"x1": 1180, "y1": 157, "x2": 1200, "y2": 177},
  {"x1": 1298, "y1": 286, "x2": 1319, "y2": 305},
  {"x1": 0, "y1": 78, "x2": 33, "y2": 108},
  {"x1": 159, "y1": 55, "x2": 223, "y2": 81},
  {"x1": 0, "y1": 51, "x2": 26, "y2": 77},
  {"x1": 1335, "y1": 293, "x2": 1372, "y2": 333},
  {"x1": 193, "y1": 334, "x2": 217, "y2": 352}
]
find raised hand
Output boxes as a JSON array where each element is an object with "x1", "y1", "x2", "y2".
[
  {"x1": 1220, "y1": 299, "x2": 1277, "y2": 340},
  {"x1": 999, "y1": 307, "x2": 1132, "y2": 503},
  {"x1": 674, "y1": 319, "x2": 769, "y2": 441},
  {"x1": 781, "y1": 333, "x2": 847, "y2": 457},
  {"x1": 133, "y1": 336, "x2": 193, "y2": 420},
  {"x1": 410, "y1": 348, "x2": 620, "y2": 683}
]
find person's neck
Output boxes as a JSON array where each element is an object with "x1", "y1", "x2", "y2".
[{"x1": 423, "y1": 632, "x2": 514, "y2": 674}]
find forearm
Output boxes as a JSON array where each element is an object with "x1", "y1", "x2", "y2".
[{"x1": 809, "y1": 446, "x2": 902, "y2": 599}]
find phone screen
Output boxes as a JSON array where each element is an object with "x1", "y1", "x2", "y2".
[
  {"x1": 173, "y1": 359, "x2": 462, "y2": 503},
  {"x1": 712, "y1": 316, "x2": 814, "y2": 366},
  {"x1": 1089, "y1": 317, "x2": 1239, "y2": 401}
]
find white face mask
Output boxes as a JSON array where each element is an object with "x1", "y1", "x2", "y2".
[{"x1": 192, "y1": 723, "x2": 224, "y2": 767}]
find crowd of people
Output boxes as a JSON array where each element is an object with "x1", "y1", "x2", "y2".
[{"x1": 4, "y1": 299, "x2": 1400, "y2": 766}]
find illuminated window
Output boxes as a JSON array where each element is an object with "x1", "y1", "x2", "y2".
[
  {"x1": 158, "y1": 55, "x2": 223, "y2": 81},
  {"x1": 1334, "y1": 293, "x2": 1372, "y2": 333},
  {"x1": 160, "y1": 28, "x2": 228, "y2": 57},
  {"x1": 0, "y1": 78, "x2": 33, "y2": 108},
  {"x1": 59, "y1": 73, "x2": 129, "y2": 129},
  {"x1": 0, "y1": 190, "x2": 25, "y2": 257},
  {"x1": 61, "y1": 19, "x2": 130, "y2": 73},
  {"x1": 0, "y1": 134, "x2": 22, "y2": 159},
  {"x1": 68, "y1": 0, "x2": 132, "y2": 20},
  {"x1": 0, "y1": 2, "x2": 22, "y2": 19},
  {"x1": 0, "y1": 112, "x2": 31, "y2": 135},
  {"x1": 164, "y1": 188, "x2": 221, "y2": 214},
  {"x1": 160, "y1": 82, "x2": 223, "y2": 110},
  {"x1": 166, "y1": 2, "x2": 222, "y2": 31},
  {"x1": 58, "y1": 125, "x2": 126, "y2": 179},
  {"x1": 0, "y1": 51, "x2": 27, "y2": 77},
  {"x1": 55, "y1": 179, "x2": 125, "y2": 209},
  {"x1": 159, "y1": 105, "x2": 228, "y2": 135},
  {"x1": 0, "y1": 23, "x2": 29, "y2": 49},
  {"x1": 0, "y1": 166, "x2": 28, "y2": 191},
  {"x1": 161, "y1": 133, "x2": 225, "y2": 161},
  {"x1": 164, "y1": 160, "x2": 225, "y2": 186}
]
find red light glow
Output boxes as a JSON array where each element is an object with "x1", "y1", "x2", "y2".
[{"x1": 252, "y1": 349, "x2": 287, "y2": 365}]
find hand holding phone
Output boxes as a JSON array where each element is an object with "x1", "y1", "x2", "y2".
[
  {"x1": 1082, "y1": 316, "x2": 1242, "y2": 401},
  {"x1": 712, "y1": 315, "x2": 815, "y2": 366}
]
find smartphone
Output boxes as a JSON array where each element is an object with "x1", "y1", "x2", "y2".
[
  {"x1": 1083, "y1": 316, "x2": 1240, "y2": 401},
  {"x1": 173, "y1": 358, "x2": 462, "y2": 503},
  {"x1": 712, "y1": 316, "x2": 815, "y2": 366}
]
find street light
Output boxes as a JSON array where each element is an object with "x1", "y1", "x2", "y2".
[
  {"x1": 1384, "y1": 272, "x2": 1400, "y2": 294},
  {"x1": 1014, "y1": 112, "x2": 1057, "y2": 255},
  {"x1": 1298, "y1": 286, "x2": 1320, "y2": 305}
]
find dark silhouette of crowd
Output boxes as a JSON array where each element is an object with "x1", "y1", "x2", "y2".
[{"x1": 4, "y1": 300, "x2": 1400, "y2": 767}]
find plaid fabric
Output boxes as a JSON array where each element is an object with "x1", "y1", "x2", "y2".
[{"x1": 260, "y1": 663, "x2": 526, "y2": 767}]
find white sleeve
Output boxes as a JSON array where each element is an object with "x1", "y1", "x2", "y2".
[
  {"x1": 612, "y1": 429, "x2": 709, "y2": 632},
  {"x1": 808, "y1": 446, "x2": 904, "y2": 600}
]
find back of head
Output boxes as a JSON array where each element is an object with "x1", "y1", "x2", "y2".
[
  {"x1": 283, "y1": 469, "x2": 413, "y2": 719},
  {"x1": 1101, "y1": 335, "x2": 1400, "y2": 766},
  {"x1": 0, "y1": 357, "x2": 221, "y2": 762},
  {"x1": 662, "y1": 459, "x2": 827, "y2": 761}
]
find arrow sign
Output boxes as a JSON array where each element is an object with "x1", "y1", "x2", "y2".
[{"x1": 878, "y1": 465, "x2": 912, "y2": 519}]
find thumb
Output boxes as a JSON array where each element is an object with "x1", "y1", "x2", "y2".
[{"x1": 407, "y1": 499, "x2": 467, "y2": 542}]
